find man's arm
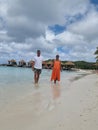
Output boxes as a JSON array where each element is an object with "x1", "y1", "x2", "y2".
[
  {"x1": 42, "y1": 61, "x2": 49, "y2": 69},
  {"x1": 32, "y1": 61, "x2": 35, "y2": 71},
  {"x1": 48, "y1": 60, "x2": 54, "y2": 69}
]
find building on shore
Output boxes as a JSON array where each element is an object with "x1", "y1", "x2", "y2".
[
  {"x1": 7, "y1": 59, "x2": 17, "y2": 66},
  {"x1": 18, "y1": 60, "x2": 26, "y2": 67}
]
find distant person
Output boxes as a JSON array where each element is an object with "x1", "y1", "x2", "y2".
[
  {"x1": 32, "y1": 50, "x2": 48, "y2": 84},
  {"x1": 51, "y1": 55, "x2": 62, "y2": 84}
]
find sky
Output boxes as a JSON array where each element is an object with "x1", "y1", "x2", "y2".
[{"x1": 0, "y1": 0, "x2": 98, "y2": 64}]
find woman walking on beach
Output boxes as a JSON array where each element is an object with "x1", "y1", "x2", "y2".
[{"x1": 51, "y1": 55, "x2": 62, "y2": 84}]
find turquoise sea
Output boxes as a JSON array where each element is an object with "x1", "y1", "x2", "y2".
[{"x1": 0, "y1": 66, "x2": 83, "y2": 110}]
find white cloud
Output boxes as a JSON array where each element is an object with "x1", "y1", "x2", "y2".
[
  {"x1": 0, "y1": 0, "x2": 98, "y2": 63},
  {"x1": 68, "y1": 8, "x2": 98, "y2": 41}
]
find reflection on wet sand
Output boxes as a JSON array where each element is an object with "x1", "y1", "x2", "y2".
[
  {"x1": 34, "y1": 83, "x2": 39, "y2": 88},
  {"x1": 45, "y1": 83, "x2": 61, "y2": 111},
  {"x1": 51, "y1": 83, "x2": 61, "y2": 100}
]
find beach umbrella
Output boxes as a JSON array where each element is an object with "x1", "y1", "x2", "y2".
[
  {"x1": 20, "y1": 60, "x2": 26, "y2": 64},
  {"x1": 65, "y1": 61, "x2": 75, "y2": 66},
  {"x1": 61, "y1": 62, "x2": 65, "y2": 66},
  {"x1": 10, "y1": 59, "x2": 16, "y2": 62},
  {"x1": 10, "y1": 59, "x2": 17, "y2": 65},
  {"x1": 28, "y1": 60, "x2": 34, "y2": 66},
  {"x1": 61, "y1": 62, "x2": 66, "y2": 67},
  {"x1": 19, "y1": 59, "x2": 26, "y2": 66},
  {"x1": 46, "y1": 61, "x2": 53, "y2": 65},
  {"x1": 64, "y1": 61, "x2": 75, "y2": 70},
  {"x1": 28, "y1": 60, "x2": 33, "y2": 64}
]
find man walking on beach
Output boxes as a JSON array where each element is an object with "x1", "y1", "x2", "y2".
[{"x1": 32, "y1": 50, "x2": 48, "y2": 84}]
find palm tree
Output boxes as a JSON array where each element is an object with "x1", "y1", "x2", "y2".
[{"x1": 94, "y1": 47, "x2": 98, "y2": 63}]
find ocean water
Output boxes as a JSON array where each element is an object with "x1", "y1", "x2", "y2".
[{"x1": 0, "y1": 66, "x2": 82, "y2": 110}]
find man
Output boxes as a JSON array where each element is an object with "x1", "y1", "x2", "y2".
[{"x1": 32, "y1": 50, "x2": 47, "y2": 84}]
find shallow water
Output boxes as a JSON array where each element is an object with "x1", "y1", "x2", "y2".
[{"x1": 0, "y1": 66, "x2": 83, "y2": 110}]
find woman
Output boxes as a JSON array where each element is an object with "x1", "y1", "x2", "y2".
[{"x1": 51, "y1": 55, "x2": 62, "y2": 84}]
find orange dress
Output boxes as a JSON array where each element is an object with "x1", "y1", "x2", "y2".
[{"x1": 51, "y1": 60, "x2": 61, "y2": 81}]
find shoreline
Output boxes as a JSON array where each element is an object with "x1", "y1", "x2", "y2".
[{"x1": 0, "y1": 72, "x2": 98, "y2": 130}]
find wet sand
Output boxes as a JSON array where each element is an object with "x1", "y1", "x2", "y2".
[{"x1": 0, "y1": 72, "x2": 98, "y2": 130}]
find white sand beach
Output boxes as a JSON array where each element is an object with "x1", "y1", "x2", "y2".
[{"x1": 0, "y1": 71, "x2": 98, "y2": 130}]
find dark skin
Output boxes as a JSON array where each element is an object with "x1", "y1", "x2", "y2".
[
  {"x1": 54, "y1": 55, "x2": 61, "y2": 83},
  {"x1": 50, "y1": 55, "x2": 62, "y2": 84}
]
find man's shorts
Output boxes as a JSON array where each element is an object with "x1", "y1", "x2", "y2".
[{"x1": 34, "y1": 68, "x2": 42, "y2": 74}]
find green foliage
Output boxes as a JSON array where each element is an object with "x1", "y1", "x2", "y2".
[
  {"x1": 45, "y1": 60, "x2": 96, "y2": 70},
  {"x1": 74, "y1": 61, "x2": 95, "y2": 69},
  {"x1": 94, "y1": 47, "x2": 98, "y2": 63},
  {"x1": 94, "y1": 47, "x2": 98, "y2": 55}
]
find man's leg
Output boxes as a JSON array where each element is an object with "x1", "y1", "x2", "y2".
[
  {"x1": 36, "y1": 69, "x2": 41, "y2": 83},
  {"x1": 34, "y1": 72, "x2": 38, "y2": 83},
  {"x1": 36, "y1": 73, "x2": 40, "y2": 83},
  {"x1": 35, "y1": 72, "x2": 40, "y2": 83},
  {"x1": 34, "y1": 69, "x2": 41, "y2": 84}
]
